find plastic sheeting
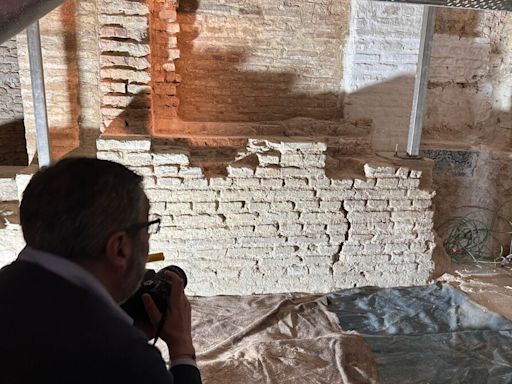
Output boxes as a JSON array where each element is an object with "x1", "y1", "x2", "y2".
[
  {"x1": 327, "y1": 283, "x2": 512, "y2": 384},
  {"x1": 190, "y1": 293, "x2": 380, "y2": 384}
]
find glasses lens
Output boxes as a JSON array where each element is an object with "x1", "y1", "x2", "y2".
[{"x1": 148, "y1": 215, "x2": 161, "y2": 235}]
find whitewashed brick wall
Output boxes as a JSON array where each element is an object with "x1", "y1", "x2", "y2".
[
  {"x1": 343, "y1": 0, "x2": 422, "y2": 152},
  {"x1": 0, "y1": 137, "x2": 435, "y2": 295},
  {"x1": 95, "y1": 136, "x2": 435, "y2": 295},
  {"x1": 0, "y1": 174, "x2": 25, "y2": 265}
]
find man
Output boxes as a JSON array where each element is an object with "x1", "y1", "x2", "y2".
[{"x1": 0, "y1": 157, "x2": 202, "y2": 384}]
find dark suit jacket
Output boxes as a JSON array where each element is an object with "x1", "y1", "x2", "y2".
[{"x1": 0, "y1": 260, "x2": 202, "y2": 384}]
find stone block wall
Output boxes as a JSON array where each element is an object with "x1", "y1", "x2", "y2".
[
  {"x1": 0, "y1": 38, "x2": 27, "y2": 165},
  {"x1": 96, "y1": 136, "x2": 435, "y2": 295}
]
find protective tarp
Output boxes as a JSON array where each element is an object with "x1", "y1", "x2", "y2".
[
  {"x1": 190, "y1": 293, "x2": 380, "y2": 384},
  {"x1": 327, "y1": 283, "x2": 512, "y2": 384}
]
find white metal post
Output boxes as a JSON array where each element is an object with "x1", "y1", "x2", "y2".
[
  {"x1": 406, "y1": 6, "x2": 436, "y2": 157},
  {"x1": 27, "y1": 21, "x2": 51, "y2": 167}
]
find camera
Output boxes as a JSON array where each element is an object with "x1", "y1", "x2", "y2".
[{"x1": 121, "y1": 265, "x2": 187, "y2": 322}]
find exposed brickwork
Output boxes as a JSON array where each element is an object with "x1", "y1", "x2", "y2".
[
  {"x1": 424, "y1": 12, "x2": 512, "y2": 147},
  {"x1": 0, "y1": 172, "x2": 24, "y2": 265},
  {"x1": 0, "y1": 223, "x2": 24, "y2": 266},
  {"x1": 77, "y1": 0, "x2": 101, "y2": 132},
  {"x1": 343, "y1": 0, "x2": 422, "y2": 152},
  {"x1": 423, "y1": 34, "x2": 494, "y2": 141},
  {"x1": 98, "y1": 0, "x2": 152, "y2": 134},
  {"x1": 150, "y1": 0, "x2": 181, "y2": 122},
  {"x1": 174, "y1": 0, "x2": 349, "y2": 123},
  {"x1": 15, "y1": 0, "x2": 100, "y2": 161},
  {"x1": 93, "y1": 136, "x2": 435, "y2": 295},
  {"x1": 3, "y1": 1, "x2": 511, "y2": 296},
  {"x1": 421, "y1": 13, "x2": 512, "y2": 247},
  {"x1": 17, "y1": 3, "x2": 79, "y2": 159},
  {"x1": 0, "y1": 38, "x2": 27, "y2": 165}
]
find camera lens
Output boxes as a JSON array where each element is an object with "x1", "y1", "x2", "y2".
[{"x1": 159, "y1": 265, "x2": 188, "y2": 288}]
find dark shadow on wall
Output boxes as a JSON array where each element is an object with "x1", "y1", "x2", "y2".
[
  {"x1": 104, "y1": 91, "x2": 151, "y2": 136},
  {"x1": 37, "y1": 2, "x2": 80, "y2": 160},
  {"x1": 435, "y1": 7, "x2": 481, "y2": 37},
  {"x1": 60, "y1": 0, "x2": 80, "y2": 132},
  {"x1": 0, "y1": 120, "x2": 28, "y2": 166},
  {"x1": 169, "y1": 0, "x2": 511, "y2": 151},
  {"x1": 24, "y1": 1, "x2": 82, "y2": 162},
  {"x1": 174, "y1": 0, "x2": 345, "y2": 124}
]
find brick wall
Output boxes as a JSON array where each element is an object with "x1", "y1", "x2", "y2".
[
  {"x1": 173, "y1": 0, "x2": 349, "y2": 124},
  {"x1": 94, "y1": 136, "x2": 435, "y2": 295},
  {"x1": 16, "y1": 0, "x2": 100, "y2": 161},
  {"x1": 0, "y1": 172, "x2": 25, "y2": 266},
  {"x1": 343, "y1": 4, "x2": 512, "y2": 153},
  {"x1": 424, "y1": 11, "x2": 512, "y2": 147},
  {"x1": 0, "y1": 38, "x2": 27, "y2": 166},
  {"x1": 3, "y1": 1, "x2": 511, "y2": 294},
  {"x1": 343, "y1": 0, "x2": 422, "y2": 152},
  {"x1": 98, "y1": 0, "x2": 152, "y2": 134},
  {"x1": 421, "y1": 12, "x2": 512, "y2": 247},
  {"x1": 76, "y1": 0, "x2": 101, "y2": 131},
  {"x1": 150, "y1": 0, "x2": 181, "y2": 123}
]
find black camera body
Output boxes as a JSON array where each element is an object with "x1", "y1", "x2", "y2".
[{"x1": 121, "y1": 265, "x2": 187, "y2": 322}]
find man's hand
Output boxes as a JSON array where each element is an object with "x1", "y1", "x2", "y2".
[{"x1": 142, "y1": 271, "x2": 196, "y2": 360}]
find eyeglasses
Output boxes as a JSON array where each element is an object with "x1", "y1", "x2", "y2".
[{"x1": 125, "y1": 214, "x2": 161, "y2": 235}]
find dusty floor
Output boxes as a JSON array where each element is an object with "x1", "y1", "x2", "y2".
[{"x1": 438, "y1": 263, "x2": 512, "y2": 321}]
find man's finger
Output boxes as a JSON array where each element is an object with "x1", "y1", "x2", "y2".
[
  {"x1": 164, "y1": 270, "x2": 184, "y2": 295},
  {"x1": 163, "y1": 271, "x2": 186, "y2": 312},
  {"x1": 142, "y1": 293, "x2": 162, "y2": 325},
  {"x1": 164, "y1": 270, "x2": 183, "y2": 288}
]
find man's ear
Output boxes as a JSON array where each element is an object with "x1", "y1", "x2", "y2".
[{"x1": 105, "y1": 231, "x2": 132, "y2": 271}]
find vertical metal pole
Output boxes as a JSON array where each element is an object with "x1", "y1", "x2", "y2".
[
  {"x1": 407, "y1": 6, "x2": 436, "y2": 157},
  {"x1": 27, "y1": 21, "x2": 51, "y2": 167}
]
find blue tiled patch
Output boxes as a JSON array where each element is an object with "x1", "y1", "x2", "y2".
[{"x1": 420, "y1": 149, "x2": 479, "y2": 177}]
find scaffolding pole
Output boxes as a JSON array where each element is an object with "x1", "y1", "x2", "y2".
[
  {"x1": 407, "y1": 6, "x2": 436, "y2": 157},
  {"x1": 27, "y1": 21, "x2": 51, "y2": 168}
]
